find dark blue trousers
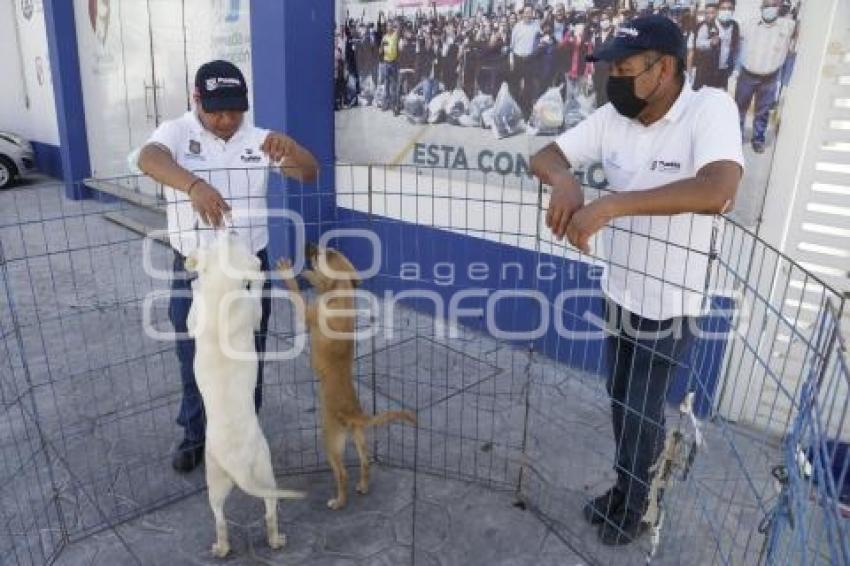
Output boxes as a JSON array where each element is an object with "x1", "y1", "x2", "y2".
[
  {"x1": 734, "y1": 68, "x2": 779, "y2": 144},
  {"x1": 604, "y1": 303, "x2": 696, "y2": 514},
  {"x1": 380, "y1": 61, "x2": 400, "y2": 111},
  {"x1": 168, "y1": 248, "x2": 272, "y2": 444}
]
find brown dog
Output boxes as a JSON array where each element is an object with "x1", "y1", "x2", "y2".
[{"x1": 277, "y1": 244, "x2": 416, "y2": 510}]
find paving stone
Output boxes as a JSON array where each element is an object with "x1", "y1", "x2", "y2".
[
  {"x1": 362, "y1": 545, "x2": 443, "y2": 566},
  {"x1": 393, "y1": 500, "x2": 450, "y2": 550}
]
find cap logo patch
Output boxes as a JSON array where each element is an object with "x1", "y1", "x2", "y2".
[
  {"x1": 205, "y1": 77, "x2": 242, "y2": 91},
  {"x1": 616, "y1": 26, "x2": 640, "y2": 38}
]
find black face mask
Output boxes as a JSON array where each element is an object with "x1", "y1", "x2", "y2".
[{"x1": 606, "y1": 57, "x2": 663, "y2": 119}]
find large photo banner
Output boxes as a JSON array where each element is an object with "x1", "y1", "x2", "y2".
[{"x1": 334, "y1": 0, "x2": 803, "y2": 225}]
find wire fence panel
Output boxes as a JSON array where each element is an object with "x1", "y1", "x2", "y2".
[
  {"x1": 764, "y1": 302, "x2": 850, "y2": 565},
  {"x1": 0, "y1": 255, "x2": 65, "y2": 566},
  {"x1": 0, "y1": 185, "x2": 204, "y2": 550},
  {"x1": 0, "y1": 166, "x2": 847, "y2": 565}
]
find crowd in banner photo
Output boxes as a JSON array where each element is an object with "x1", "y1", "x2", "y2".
[{"x1": 334, "y1": 0, "x2": 801, "y2": 150}]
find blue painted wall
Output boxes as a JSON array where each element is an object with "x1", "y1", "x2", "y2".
[
  {"x1": 250, "y1": 0, "x2": 336, "y2": 265},
  {"x1": 30, "y1": 142, "x2": 63, "y2": 179},
  {"x1": 43, "y1": 0, "x2": 91, "y2": 198}
]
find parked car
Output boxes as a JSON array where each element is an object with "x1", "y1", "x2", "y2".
[{"x1": 0, "y1": 131, "x2": 37, "y2": 189}]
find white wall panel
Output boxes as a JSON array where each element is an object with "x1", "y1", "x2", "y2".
[{"x1": 0, "y1": 0, "x2": 59, "y2": 145}]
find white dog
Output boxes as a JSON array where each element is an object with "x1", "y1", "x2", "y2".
[{"x1": 186, "y1": 233, "x2": 305, "y2": 558}]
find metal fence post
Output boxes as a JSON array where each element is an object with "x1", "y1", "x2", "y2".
[
  {"x1": 515, "y1": 179, "x2": 546, "y2": 503},
  {"x1": 368, "y1": 164, "x2": 379, "y2": 453}
]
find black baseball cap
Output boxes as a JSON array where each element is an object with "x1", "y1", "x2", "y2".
[
  {"x1": 587, "y1": 15, "x2": 686, "y2": 63},
  {"x1": 194, "y1": 60, "x2": 249, "y2": 112}
]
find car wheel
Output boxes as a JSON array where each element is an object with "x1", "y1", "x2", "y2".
[{"x1": 0, "y1": 157, "x2": 15, "y2": 189}]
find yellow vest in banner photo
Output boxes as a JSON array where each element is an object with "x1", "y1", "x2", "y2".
[{"x1": 382, "y1": 32, "x2": 399, "y2": 62}]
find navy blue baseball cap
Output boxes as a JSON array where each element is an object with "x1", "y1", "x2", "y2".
[
  {"x1": 587, "y1": 15, "x2": 686, "y2": 63},
  {"x1": 195, "y1": 60, "x2": 249, "y2": 112}
]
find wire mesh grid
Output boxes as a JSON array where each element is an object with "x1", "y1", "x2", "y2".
[{"x1": 0, "y1": 164, "x2": 847, "y2": 565}]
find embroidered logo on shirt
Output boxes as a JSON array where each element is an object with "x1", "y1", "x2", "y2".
[
  {"x1": 240, "y1": 148, "x2": 261, "y2": 163},
  {"x1": 183, "y1": 139, "x2": 206, "y2": 161},
  {"x1": 650, "y1": 160, "x2": 681, "y2": 173}
]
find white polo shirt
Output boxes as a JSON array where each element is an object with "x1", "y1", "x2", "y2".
[
  {"x1": 556, "y1": 82, "x2": 744, "y2": 321},
  {"x1": 145, "y1": 111, "x2": 271, "y2": 257},
  {"x1": 740, "y1": 17, "x2": 795, "y2": 76},
  {"x1": 511, "y1": 20, "x2": 541, "y2": 57}
]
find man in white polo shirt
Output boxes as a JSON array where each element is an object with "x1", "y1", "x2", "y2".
[
  {"x1": 531, "y1": 16, "x2": 743, "y2": 545},
  {"x1": 510, "y1": 5, "x2": 542, "y2": 118},
  {"x1": 137, "y1": 60, "x2": 318, "y2": 473},
  {"x1": 734, "y1": 0, "x2": 796, "y2": 153}
]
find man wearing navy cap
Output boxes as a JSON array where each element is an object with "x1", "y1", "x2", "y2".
[
  {"x1": 531, "y1": 16, "x2": 743, "y2": 545},
  {"x1": 137, "y1": 60, "x2": 319, "y2": 473}
]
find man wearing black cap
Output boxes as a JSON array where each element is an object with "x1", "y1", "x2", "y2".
[
  {"x1": 137, "y1": 60, "x2": 318, "y2": 473},
  {"x1": 531, "y1": 16, "x2": 743, "y2": 545}
]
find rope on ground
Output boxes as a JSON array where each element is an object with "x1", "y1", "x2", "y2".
[{"x1": 645, "y1": 392, "x2": 706, "y2": 563}]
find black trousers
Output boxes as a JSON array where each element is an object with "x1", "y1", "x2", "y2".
[
  {"x1": 510, "y1": 54, "x2": 537, "y2": 118},
  {"x1": 604, "y1": 302, "x2": 696, "y2": 513}
]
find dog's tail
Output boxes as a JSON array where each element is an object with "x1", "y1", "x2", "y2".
[
  {"x1": 351, "y1": 410, "x2": 417, "y2": 429},
  {"x1": 230, "y1": 470, "x2": 306, "y2": 501},
  {"x1": 240, "y1": 484, "x2": 307, "y2": 501}
]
